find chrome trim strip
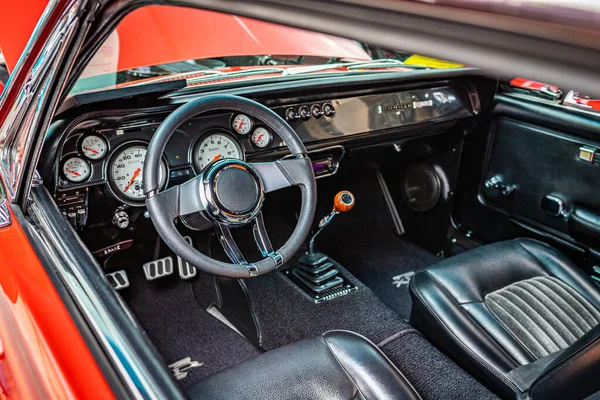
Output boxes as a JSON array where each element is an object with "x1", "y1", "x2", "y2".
[
  {"x1": 0, "y1": 0, "x2": 79, "y2": 201},
  {"x1": 28, "y1": 189, "x2": 165, "y2": 400},
  {"x1": 270, "y1": 252, "x2": 284, "y2": 268},
  {"x1": 246, "y1": 264, "x2": 259, "y2": 277},
  {"x1": 0, "y1": 200, "x2": 10, "y2": 228}
]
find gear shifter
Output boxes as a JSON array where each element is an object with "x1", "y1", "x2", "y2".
[
  {"x1": 308, "y1": 190, "x2": 355, "y2": 258},
  {"x1": 287, "y1": 191, "x2": 356, "y2": 300}
]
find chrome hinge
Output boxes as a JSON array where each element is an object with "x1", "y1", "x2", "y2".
[
  {"x1": 0, "y1": 200, "x2": 11, "y2": 228},
  {"x1": 31, "y1": 170, "x2": 43, "y2": 187}
]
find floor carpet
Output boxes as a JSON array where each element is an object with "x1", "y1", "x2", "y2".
[
  {"x1": 123, "y1": 269, "x2": 261, "y2": 387},
  {"x1": 316, "y1": 168, "x2": 440, "y2": 320}
]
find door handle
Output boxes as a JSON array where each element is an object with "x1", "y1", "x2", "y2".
[{"x1": 484, "y1": 176, "x2": 516, "y2": 196}]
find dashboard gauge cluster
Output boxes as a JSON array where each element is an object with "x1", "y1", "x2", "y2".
[{"x1": 57, "y1": 111, "x2": 279, "y2": 209}]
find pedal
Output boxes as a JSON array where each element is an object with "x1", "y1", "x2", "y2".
[
  {"x1": 106, "y1": 270, "x2": 130, "y2": 290},
  {"x1": 177, "y1": 236, "x2": 197, "y2": 280},
  {"x1": 143, "y1": 256, "x2": 175, "y2": 281}
]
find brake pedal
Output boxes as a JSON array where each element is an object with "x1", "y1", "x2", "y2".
[
  {"x1": 177, "y1": 236, "x2": 197, "y2": 280},
  {"x1": 143, "y1": 256, "x2": 175, "y2": 281},
  {"x1": 106, "y1": 270, "x2": 130, "y2": 290}
]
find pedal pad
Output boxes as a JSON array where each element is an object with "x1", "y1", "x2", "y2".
[
  {"x1": 143, "y1": 256, "x2": 174, "y2": 281},
  {"x1": 106, "y1": 270, "x2": 130, "y2": 290},
  {"x1": 177, "y1": 236, "x2": 197, "y2": 280}
]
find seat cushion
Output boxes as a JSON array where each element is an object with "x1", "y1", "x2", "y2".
[
  {"x1": 187, "y1": 330, "x2": 421, "y2": 400},
  {"x1": 409, "y1": 238, "x2": 600, "y2": 398}
]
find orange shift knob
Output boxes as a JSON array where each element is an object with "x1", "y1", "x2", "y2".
[{"x1": 333, "y1": 191, "x2": 355, "y2": 213}]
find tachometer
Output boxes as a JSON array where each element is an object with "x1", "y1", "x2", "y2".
[
  {"x1": 109, "y1": 145, "x2": 167, "y2": 202},
  {"x1": 80, "y1": 135, "x2": 108, "y2": 160},
  {"x1": 232, "y1": 114, "x2": 253, "y2": 135},
  {"x1": 194, "y1": 133, "x2": 243, "y2": 172},
  {"x1": 62, "y1": 157, "x2": 91, "y2": 183}
]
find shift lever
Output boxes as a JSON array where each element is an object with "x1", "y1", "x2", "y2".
[
  {"x1": 309, "y1": 191, "x2": 355, "y2": 255},
  {"x1": 289, "y1": 190, "x2": 356, "y2": 297}
]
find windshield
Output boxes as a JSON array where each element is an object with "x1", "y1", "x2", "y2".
[{"x1": 72, "y1": 6, "x2": 464, "y2": 94}]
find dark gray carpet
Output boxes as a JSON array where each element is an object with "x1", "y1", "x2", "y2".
[
  {"x1": 380, "y1": 331, "x2": 499, "y2": 400},
  {"x1": 245, "y1": 264, "x2": 412, "y2": 350},
  {"x1": 315, "y1": 168, "x2": 440, "y2": 320},
  {"x1": 123, "y1": 270, "x2": 260, "y2": 387}
]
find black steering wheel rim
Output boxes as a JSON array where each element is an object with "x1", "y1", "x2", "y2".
[{"x1": 143, "y1": 95, "x2": 317, "y2": 278}]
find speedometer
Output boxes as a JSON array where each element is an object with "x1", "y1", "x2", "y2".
[
  {"x1": 193, "y1": 133, "x2": 243, "y2": 172},
  {"x1": 108, "y1": 145, "x2": 167, "y2": 203}
]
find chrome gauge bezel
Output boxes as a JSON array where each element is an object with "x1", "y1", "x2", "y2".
[
  {"x1": 251, "y1": 126, "x2": 273, "y2": 149},
  {"x1": 78, "y1": 133, "x2": 108, "y2": 160},
  {"x1": 106, "y1": 141, "x2": 169, "y2": 206},
  {"x1": 231, "y1": 113, "x2": 254, "y2": 135},
  {"x1": 191, "y1": 130, "x2": 245, "y2": 174},
  {"x1": 61, "y1": 156, "x2": 92, "y2": 183}
]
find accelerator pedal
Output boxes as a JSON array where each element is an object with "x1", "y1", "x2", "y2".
[
  {"x1": 106, "y1": 270, "x2": 130, "y2": 290},
  {"x1": 143, "y1": 256, "x2": 174, "y2": 281},
  {"x1": 177, "y1": 236, "x2": 197, "y2": 280}
]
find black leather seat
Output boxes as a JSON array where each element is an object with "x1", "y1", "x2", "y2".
[
  {"x1": 187, "y1": 330, "x2": 421, "y2": 400},
  {"x1": 410, "y1": 238, "x2": 600, "y2": 399}
]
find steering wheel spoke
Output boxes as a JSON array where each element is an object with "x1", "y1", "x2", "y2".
[
  {"x1": 215, "y1": 223, "x2": 247, "y2": 265},
  {"x1": 252, "y1": 211, "x2": 274, "y2": 257},
  {"x1": 250, "y1": 157, "x2": 313, "y2": 193}
]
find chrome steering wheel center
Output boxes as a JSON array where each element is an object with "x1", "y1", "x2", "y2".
[{"x1": 200, "y1": 159, "x2": 265, "y2": 225}]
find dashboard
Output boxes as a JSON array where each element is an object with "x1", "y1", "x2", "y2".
[{"x1": 43, "y1": 71, "x2": 495, "y2": 231}]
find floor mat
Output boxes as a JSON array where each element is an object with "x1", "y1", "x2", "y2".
[
  {"x1": 316, "y1": 168, "x2": 440, "y2": 320},
  {"x1": 123, "y1": 270, "x2": 261, "y2": 387}
]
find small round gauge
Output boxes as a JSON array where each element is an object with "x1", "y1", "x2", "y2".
[
  {"x1": 232, "y1": 114, "x2": 253, "y2": 135},
  {"x1": 109, "y1": 145, "x2": 167, "y2": 202},
  {"x1": 80, "y1": 135, "x2": 108, "y2": 160},
  {"x1": 251, "y1": 127, "x2": 272, "y2": 149},
  {"x1": 62, "y1": 157, "x2": 91, "y2": 183},
  {"x1": 194, "y1": 133, "x2": 243, "y2": 172}
]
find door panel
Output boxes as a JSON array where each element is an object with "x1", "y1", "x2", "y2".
[{"x1": 454, "y1": 93, "x2": 600, "y2": 270}]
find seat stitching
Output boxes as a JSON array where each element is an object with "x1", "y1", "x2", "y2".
[
  {"x1": 412, "y1": 272, "x2": 518, "y2": 390},
  {"x1": 520, "y1": 280, "x2": 588, "y2": 336},
  {"x1": 528, "y1": 279, "x2": 593, "y2": 331},
  {"x1": 496, "y1": 289, "x2": 566, "y2": 350},
  {"x1": 486, "y1": 295, "x2": 551, "y2": 357},
  {"x1": 543, "y1": 277, "x2": 600, "y2": 325},
  {"x1": 509, "y1": 284, "x2": 578, "y2": 344},
  {"x1": 483, "y1": 296, "x2": 542, "y2": 360}
]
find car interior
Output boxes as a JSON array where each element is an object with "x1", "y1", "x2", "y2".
[{"x1": 29, "y1": 4, "x2": 600, "y2": 400}]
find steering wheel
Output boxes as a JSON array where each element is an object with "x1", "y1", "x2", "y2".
[{"x1": 143, "y1": 95, "x2": 317, "y2": 278}]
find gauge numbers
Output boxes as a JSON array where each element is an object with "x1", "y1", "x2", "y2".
[
  {"x1": 194, "y1": 133, "x2": 243, "y2": 171},
  {"x1": 62, "y1": 157, "x2": 91, "y2": 183},
  {"x1": 251, "y1": 127, "x2": 272, "y2": 149},
  {"x1": 232, "y1": 114, "x2": 253, "y2": 135},
  {"x1": 81, "y1": 135, "x2": 107, "y2": 160},
  {"x1": 109, "y1": 145, "x2": 166, "y2": 202}
]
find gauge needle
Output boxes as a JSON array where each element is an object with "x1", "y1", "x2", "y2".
[
  {"x1": 211, "y1": 154, "x2": 222, "y2": 163},
  {"x1": 257, "y1": 134, "x2": 264, "y2": 142},
  {"x1": 66, "y1": 170, "x2": 80, "y2": 176},
  {"x1": 124, "y1": 168, "x2": 141, "y2": 192},
  {"x1": 237, "y1": 121, "x2": 244, "y2": 131},
  {"x1": 84, "y1": 147, "x2": 99, "y2": 154}
]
